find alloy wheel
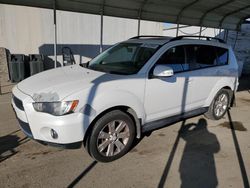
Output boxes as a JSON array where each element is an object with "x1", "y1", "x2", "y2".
[
  {"x1": 97, "y1": 120, "x2": 130, "y2": 157},
  {"x1": 214, "y1": 93, "x2": 229, "y2": 117}
]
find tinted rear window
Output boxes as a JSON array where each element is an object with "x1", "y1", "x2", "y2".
[{"x1": 185, "y1": 45, "x2": 228, "y2": 70}]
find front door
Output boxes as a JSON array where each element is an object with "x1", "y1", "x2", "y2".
[{"x1": 144, "y1": 45, "x2": 193, "y2": 123}]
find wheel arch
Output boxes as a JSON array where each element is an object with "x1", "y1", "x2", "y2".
[
  {"x1": 205, "y1": 83, "x2": 234, "y2": 108},
  {"x1": 221, "y1": 86, "x2": 235, "y2": 107},
  {"x1": 83, "y1": 105, "x2": 141, "y2": 147}
]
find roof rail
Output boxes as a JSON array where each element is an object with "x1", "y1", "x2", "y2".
[
  {"x1": 130, "y1": 35, "x2": 168, "y2": 39},
  {"x1": 169, "y1": 35, "x2": 225, "y2": 43}
]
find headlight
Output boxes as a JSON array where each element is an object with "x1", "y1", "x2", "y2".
[{"x1": 33, "y1": 100, "x2": 79, "y2": 116}]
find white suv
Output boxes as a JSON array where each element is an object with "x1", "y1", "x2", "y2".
[{"x1": 12, "y1": 36, "x2": 239, "y2": 162}]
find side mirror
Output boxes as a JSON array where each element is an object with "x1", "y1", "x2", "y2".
[{"x1": 153, "y1": 65, "x2": 174, "y2": 78}]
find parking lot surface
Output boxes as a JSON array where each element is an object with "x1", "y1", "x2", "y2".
[{"x1": 0, "y1": 78, "x2": 250, "y2": 188}]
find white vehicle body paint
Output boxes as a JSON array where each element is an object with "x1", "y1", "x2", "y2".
[{"x1": 12, "y1": 37, "x2": 238, "y2": 146}]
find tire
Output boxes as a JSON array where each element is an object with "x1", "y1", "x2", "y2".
[
  {"x1": 86, "y1": 110, "x2": 135, "y2": 162},
  {"x1": 205, "y1": 89, "x2": 231, "y2": 120}
]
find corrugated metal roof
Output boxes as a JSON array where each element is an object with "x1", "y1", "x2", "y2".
[{"x1": 0, "y1": 0, "x2": 249, "y2": 30}]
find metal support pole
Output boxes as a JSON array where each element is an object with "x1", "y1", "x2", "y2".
[
  {"x1": 53, "y1": 0, "x2": 57, "y2": 68},
  {"x1": 233, "y1": 31, "x2": 239, "y2": 49},
  {"x1": 219, "y1": 28, "x2": 222, "y2": 39},
  {"x1": 137, "y1": 18, "x2": 141, "y2": 36},
  {"x1": 225, "y1": 29, "x2": 229, "y2": 43},
  {"x1": 137, "y1": 8, "x2": 141, "y2": 36},
  {"x1": 199, "y1": 26, "x2": 202, "y2": 37},
  {"x1": 100, "y1": 11, "x2": 103, "y2": 53},
  {"x1": 176, "y1": 24, "x2": 179, "y2": 37},
  {"x1": 223, "y1": 29, "x2": 228, "y2": 41}
]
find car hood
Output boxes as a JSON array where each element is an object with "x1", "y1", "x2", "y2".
[{"x1": 17, "y1": 65, "x2": 108, "y2": 102}]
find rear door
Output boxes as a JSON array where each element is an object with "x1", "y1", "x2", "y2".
[{"x1": 183, "y1": 44, "x2": 229, "y2": 109}]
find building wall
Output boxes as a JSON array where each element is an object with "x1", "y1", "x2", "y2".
[{"x1": 0, "y1": 4, "x2": 163, "y2": 67}]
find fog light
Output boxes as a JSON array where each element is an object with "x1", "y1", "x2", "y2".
[{"x1": 50, "y1": 129, "x2": 58, "y2": 139}]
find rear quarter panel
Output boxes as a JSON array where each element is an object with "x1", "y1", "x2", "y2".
[{"x1": 204, "y1": 47, "x2": 238, "y2": 107}]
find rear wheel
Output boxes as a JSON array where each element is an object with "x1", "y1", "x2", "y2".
[
  {"x1": 86, "y1": 110, "x2": 135, "y2": 162},
  {"x1": 205, "y1": 89, "x2": 231, "y2": 120}
]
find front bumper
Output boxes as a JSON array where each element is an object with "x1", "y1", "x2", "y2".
[
  {"x1": 11, "y1": 86, "x2": 89, "y2": 147},
  {"x1": 13, "y1": 111, "x2": 81, "y2": 149},
  {"x1": 17, "y1": 118, "x2": 33, "y2": 138},
  {"x1": 36, "y1": 140, "x2": 82, "y2": 149}
]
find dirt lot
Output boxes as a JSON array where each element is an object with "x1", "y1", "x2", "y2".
[{"x1": 0, "y1": 78, "x2": 250, "y2": 188}]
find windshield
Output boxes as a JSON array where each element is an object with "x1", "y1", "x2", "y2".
[{"x1": 88, "y1": 42, "x2": 160, "y2": 75}]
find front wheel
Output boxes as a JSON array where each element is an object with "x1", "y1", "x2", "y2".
[
  {"x1": 86, "y1": 110, "x2": 135, "y2": 162},
  {"x1": 205, "y1": 89, "x2": 231, "y2": 120}
]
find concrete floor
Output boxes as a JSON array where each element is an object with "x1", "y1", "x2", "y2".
[{"x1": 0, "y1": 78, "x2": 250, "y2": 188}]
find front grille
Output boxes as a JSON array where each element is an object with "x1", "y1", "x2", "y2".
[
  {"x1": 17, "y1": 119, "x2": 33, "y2": 138},
  {"x1": 13, "y1": 95, "x2": 24, "y2": 111}
]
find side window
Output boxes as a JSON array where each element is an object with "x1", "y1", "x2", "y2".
[
  {"x1": 196, "y1": 45, "x2": 217, "y2": 67},
  {"x1": 156, "y1": 46, "x2": 185, "y2": 73},
  {"x1": 216, "y1": 47, "x2": 228, "y2": 65},
  {"x1": 185, "y1": 45, "x2": 198, "y2": 70},
  {"x1": 185, "y1": 45, "x2": 217, "y2": 70}
]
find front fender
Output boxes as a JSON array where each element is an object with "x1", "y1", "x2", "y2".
[
  {"x1": 72, "y1": 89, "x2": 146, "y2": 139},
  {"x1": 91, "y1": 90, "x2": 146, "y2": 122}
]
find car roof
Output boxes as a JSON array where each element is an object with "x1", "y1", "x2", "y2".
[
  {"x1": 125, "y1": 36, "x2": 229, "y2": 49},
  {"x1": 127, "y1": 37, "x2": 171, "y2": 45}
]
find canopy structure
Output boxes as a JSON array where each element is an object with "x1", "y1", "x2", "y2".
[
  {"x1": 1, "y1": 0, "x2": 249, "y2": 68},
  {"x1": 1, "y1": 0, "x2": 250, "y2": 30}
]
